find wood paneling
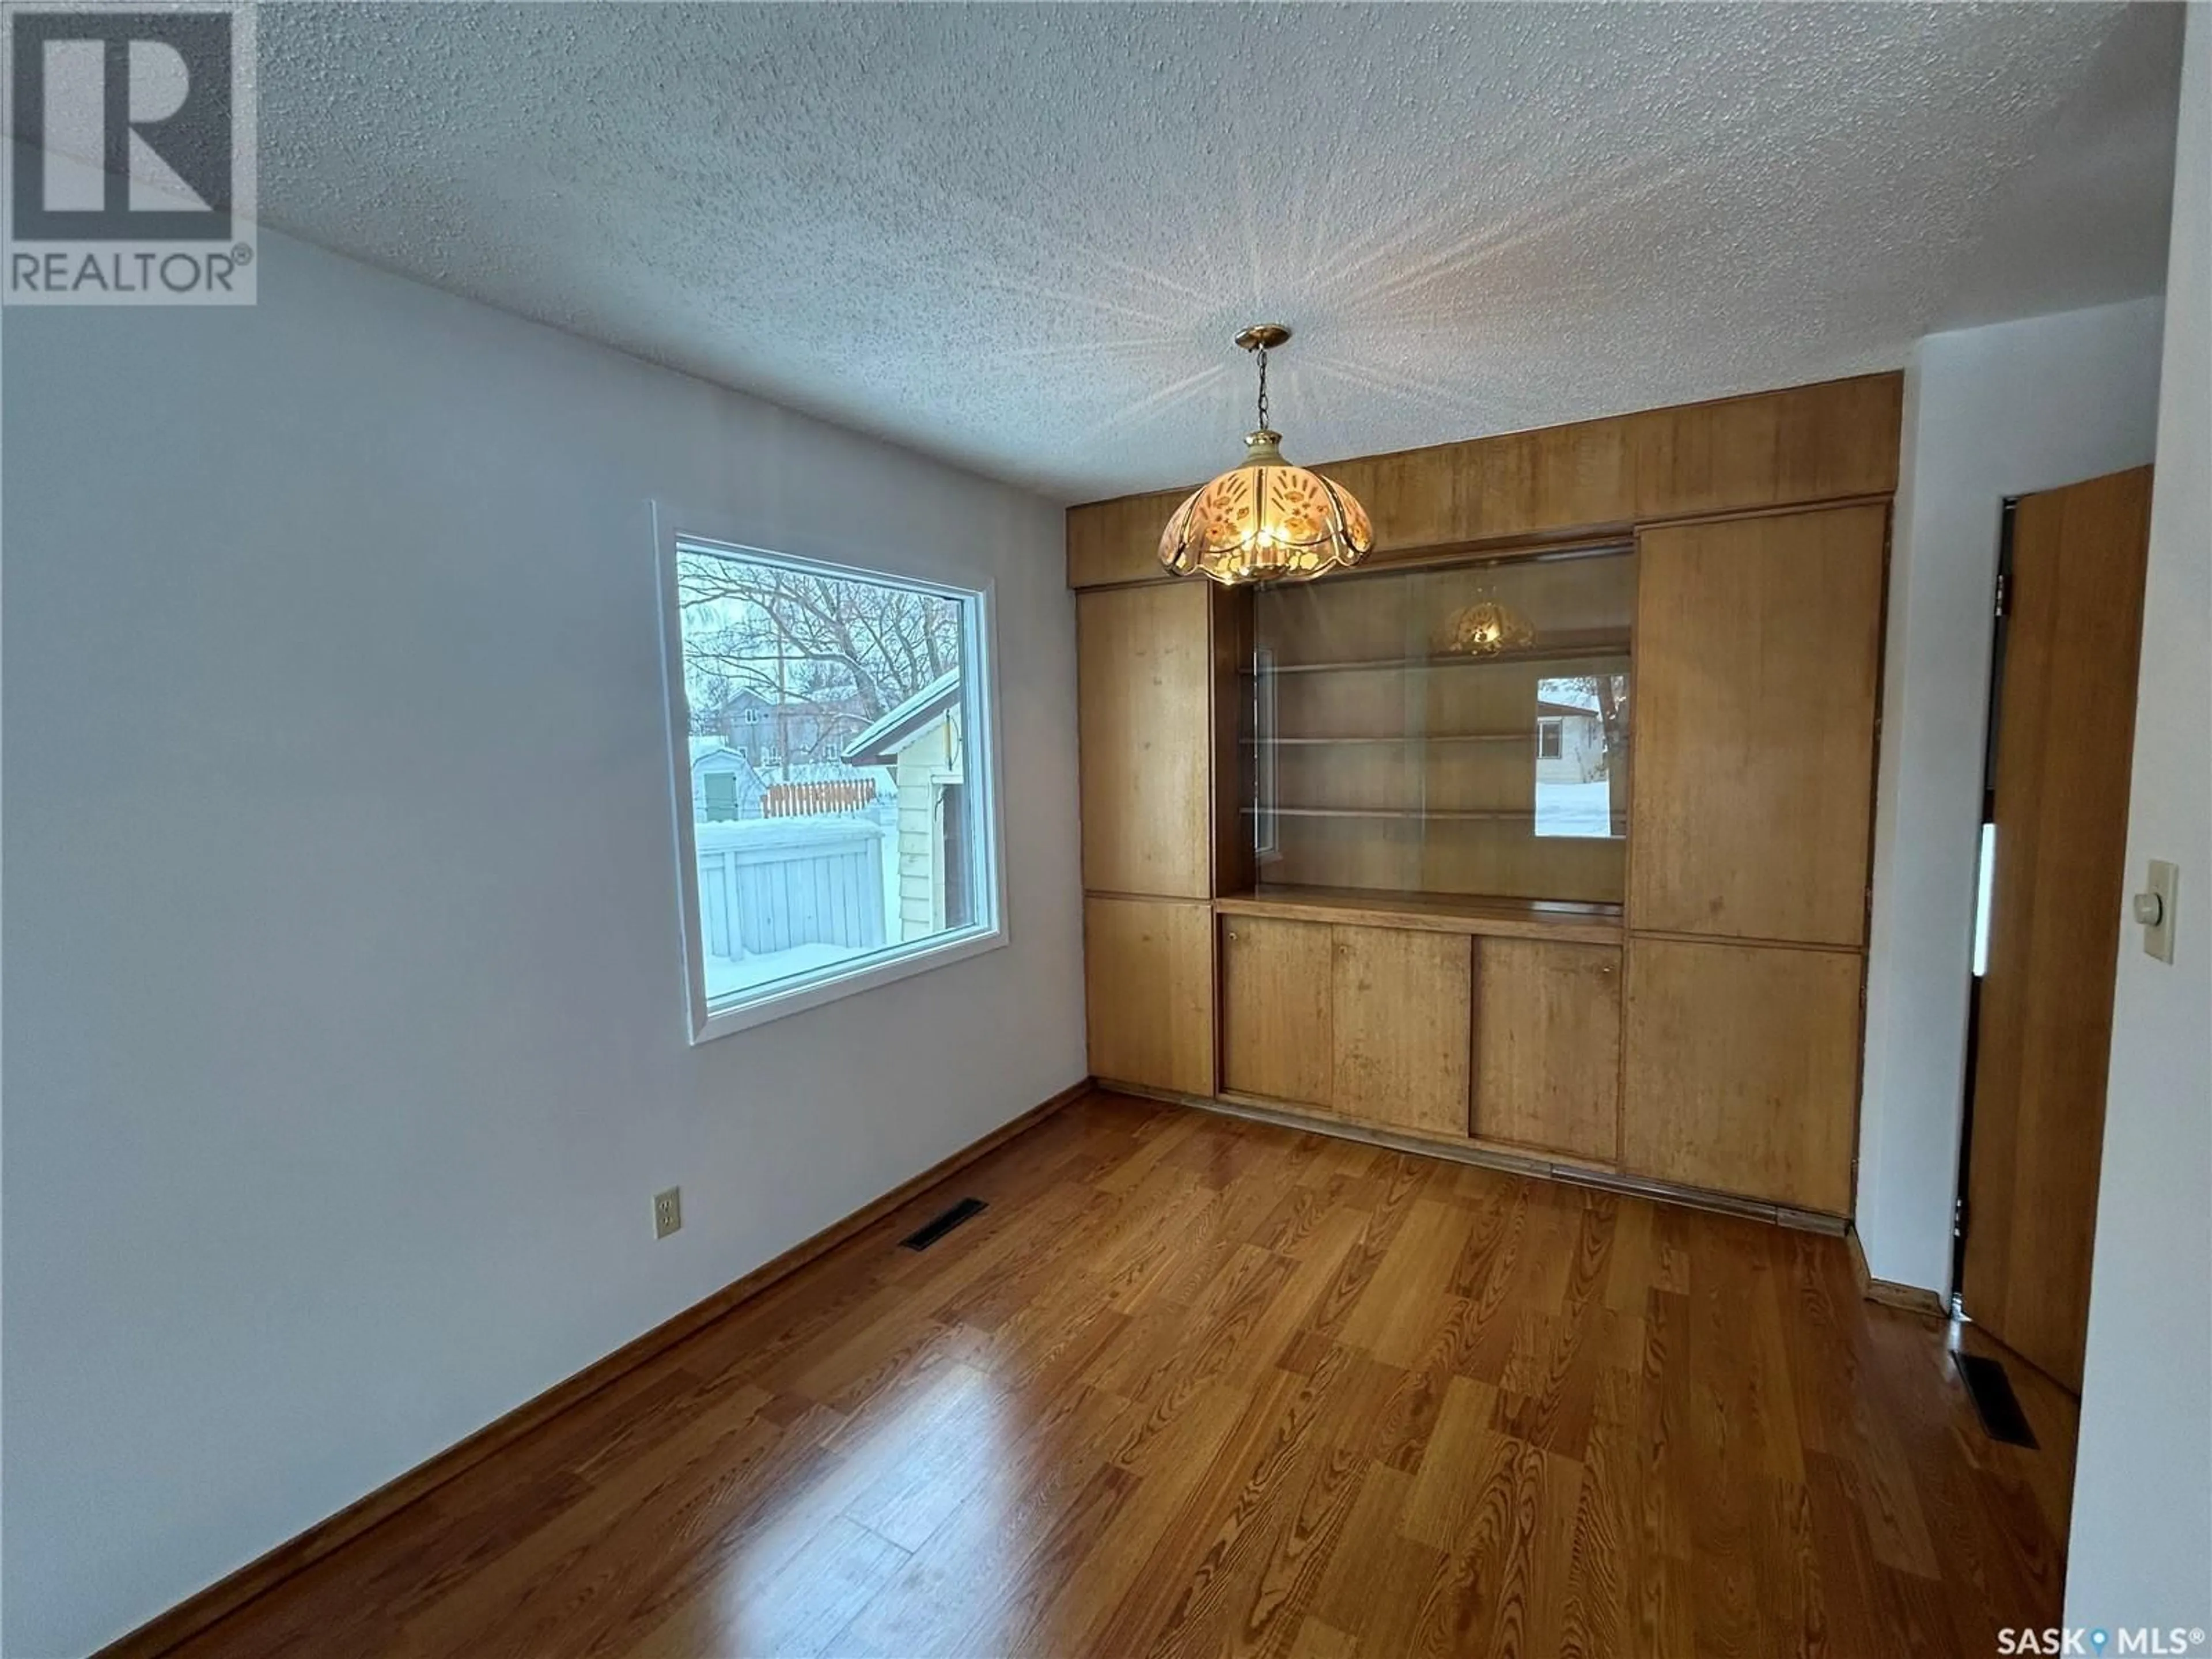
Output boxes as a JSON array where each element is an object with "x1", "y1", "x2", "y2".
[
  {"x1": 1084, "y1": 895, "x2": 1214, "y2": 1094},
  {"x1": 1622, "y1": 937, "x2": 1863, "y2": 1214},
  {"x1": 147, "y1": 1093, "x2": 2075, "y2": 1659},
  {"x1": 1473, "y1": 938, "x2": 1621, "y2": 1162},
  {"x1": 1963, "y1": 466, "x2": 2154, "y2": 1392},
  {"x1": 1219, "y1": 915, "x2": 1333, "y2": 1107},
  {"x1": 1629, "y1": 503, "x2": 1887, "y2": 946},
  {"x1": 1077, "y1": 582, "x2": 1214, "y2": 898},
  {"x1": 1624, "y1": 370, "x2": 1904, "y2": 521},
  {"x1": 1066, "y1": 373, "x2": 1902, "y2": 588},
  {"x1": 1331, "y1": 926, "x2": 1471, "y2": 1137},
  {"x1": 1066, "y1": 489, "x2": 1191, "y2": 589}
]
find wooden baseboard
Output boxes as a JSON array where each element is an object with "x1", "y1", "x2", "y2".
[
  {"x1": 1106, "y1": 1078, "x2": 1849, "y2": 1237},
  {"x1": 97, "y1": 1078, "x2": 1094, "y2": 1659},
  {"x1": 1846, "y1": 1225, "x2": 1950, "y2": 1319}
]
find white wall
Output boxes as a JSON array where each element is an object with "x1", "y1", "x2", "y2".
[
  {"x1": 0, "y1": 230, "x2": 1085, "y2": 1657},
  {"x1": 1857, "y1": 296, "x2": 2165, "y2": 1292},
  {"x1": 2068, "y1": 3, "x2": 2212, "y2": 1629}
]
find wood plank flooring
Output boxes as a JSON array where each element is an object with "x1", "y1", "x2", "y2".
[{"x1": 168, "y1": 1092, "x2": 2075, "y2": 1658}]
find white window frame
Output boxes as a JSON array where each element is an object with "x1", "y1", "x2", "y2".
[{"x1": 654, "y1": 509, "x2": 1009, "y2": 1043}]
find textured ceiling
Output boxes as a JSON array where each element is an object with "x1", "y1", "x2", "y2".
[{"x1": 256, "y1": 3, "x2": 2181, "y2": 502}]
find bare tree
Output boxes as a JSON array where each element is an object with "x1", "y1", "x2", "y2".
[
  {"x1": 677, "y1": 554, "x2": 961, "y2": 759},
  {"x1": 1556, "y1": 672, "x2": 1632, "y2": 819}
]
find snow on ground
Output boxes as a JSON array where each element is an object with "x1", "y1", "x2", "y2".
[
  {"x1": 1535, "y1": 780, "x2": 1620, "y2": 839},
  {"x1": 704, "y1": 940, "x2": 863, "y2": 1001}
]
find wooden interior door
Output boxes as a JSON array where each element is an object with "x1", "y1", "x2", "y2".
[{"x1": 1962, "y1": 466, "x2": 2154, "y2": 1392}]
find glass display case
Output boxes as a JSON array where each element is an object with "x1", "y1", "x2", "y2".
[{"x1": 1243, "y1": 544, "x2": 1635, "y2": 906}]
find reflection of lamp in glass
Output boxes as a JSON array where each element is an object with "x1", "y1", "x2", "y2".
[{"x1": 1444, "y1": 593, "x2": 1535, "y2": 657}]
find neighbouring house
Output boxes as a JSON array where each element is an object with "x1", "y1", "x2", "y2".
[
  {"x1": 844, "y1": 669, "x2": 971, "y2": 942},
  {"x1": 702, "y1": 690, "x2": 778, "y2": 766},
  {"x1": 688, "y1": 738, "x2": 767, "y2": 821},
  {"x1": 1535, "y1": 688, "x2": 1608, "y2": 783},
  {"x1": 699, "y1": 689, "x2": 874, "y2": 768}
]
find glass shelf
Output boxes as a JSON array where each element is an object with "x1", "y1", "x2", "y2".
[
  {"x1": 1243, "y1": 733, "x2": 1537, "y2": 745},
  {"x1": 1246, "y1": 544, "x2": 1636, "y2": 905},
  {"x1": 1243, "y1": 636, "x2": 1631, "y2": 677}
]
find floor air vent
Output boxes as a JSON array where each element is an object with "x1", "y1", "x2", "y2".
[
  {"x1": 1955, "y1": 1351, "x2": 2039, "y2": 1448},
  {"x1": 900, "y1": 1198, "x2": 987, "y2": 1251}
]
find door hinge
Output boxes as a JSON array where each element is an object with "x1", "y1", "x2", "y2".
[{"x1": 1993, "y1": 570, "x2": 2009, "y2": 619}]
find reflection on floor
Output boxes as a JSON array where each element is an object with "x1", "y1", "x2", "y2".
[{"x1": 172, "y1": 1090, "x2": 2077, "y2": 1658}]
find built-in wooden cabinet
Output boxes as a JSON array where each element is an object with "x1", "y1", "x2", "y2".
[
  {"x1": 1220, "y1": 915, "x2": 1333, "y2": 1107},
  {"x1": 1083, "y1": 895, "x2": 1214, "y2": 1096},
  {"x1": 1472, "y1": 938, "x2": 1621, "y2": 1162},
  {"x1": 1621, "y1": 937, "x2": 1862, "y2": 1214},
  {"x1": 1221, "y1": 915, "x2": 1472, "y2": 1137},
  {"x1": 1331, "y1": 926, "x2": 1472, "y2": 1135},
  {"x1": 1629, "y1": 503, "x2": 1887, "y2": 948},
  {"x1": 1071, "y1": 373, "x2": 1898, "y2": 1225},
  {"x1": 1245, "y1": 547, "x2": 1635, "y2": 904},
  {"x1": 1077, "y1": 583, "x2": 1214, "y2": 900}
]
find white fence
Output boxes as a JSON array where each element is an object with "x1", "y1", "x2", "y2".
[{"x1": 694, "y1": 816, "x2": 889, "y2": 959}]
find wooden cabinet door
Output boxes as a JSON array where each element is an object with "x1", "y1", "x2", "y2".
[
  {"x1": 1331, "y1": 926, "x2": 1471, "y2": 1137},
  {"x1": 1630, "y1": 503, "x2": 1886, "y2": 946},
  {"x1": 1472, "y1": 939, "x2": 1621, "y2": 1162},
  {"x1": 1621, "y1": 937, "x2": 1861, "y2": 1213},
  {"x1": 1084, "y1": 896, "x2": 1214, "y2": 1095},
  {"x1": 1077, "y1": 584, "x2": 1214, "y2": 899},
  {"x1": 1221, "y1": 916, "x2": 1333, "y2": 1107}
]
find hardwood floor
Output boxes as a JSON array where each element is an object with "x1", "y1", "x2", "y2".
[{"x1": 166, "y1": 1092, "x2": 2075, "y2": 1658}]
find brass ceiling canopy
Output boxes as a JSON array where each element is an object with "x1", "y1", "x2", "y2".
[{"x1": 1158, "y1": 324, "x2": 1374, "y2": 585}]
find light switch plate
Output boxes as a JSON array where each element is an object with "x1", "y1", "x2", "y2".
[{"x1": 2139, "y1": 859, "x2": 2179, "y2": 964}]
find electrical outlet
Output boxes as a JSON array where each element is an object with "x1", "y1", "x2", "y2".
[{"x1": 653, "y1": 1187, "x2": 683, "y2": 1239}]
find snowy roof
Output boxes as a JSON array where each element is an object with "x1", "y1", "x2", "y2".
[
  {"x1": 842, "y1": 669, "x2": 960, "y2": 766},
  {"x1": 1535, "y1": 684, "x2": 1602, "y2": 715},
  {"x1": 689, "y1": 740, "x2": 760, "y2": 777}
]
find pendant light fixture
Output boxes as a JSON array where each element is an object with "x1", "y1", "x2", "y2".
[{"x1": 1158, "y1": 324, "x2": 1374, "y2": 584}]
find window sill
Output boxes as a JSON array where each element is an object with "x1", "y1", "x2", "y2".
[{"x1": 687, "y1": 923, "x2": 1007, "y2": 1043}]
